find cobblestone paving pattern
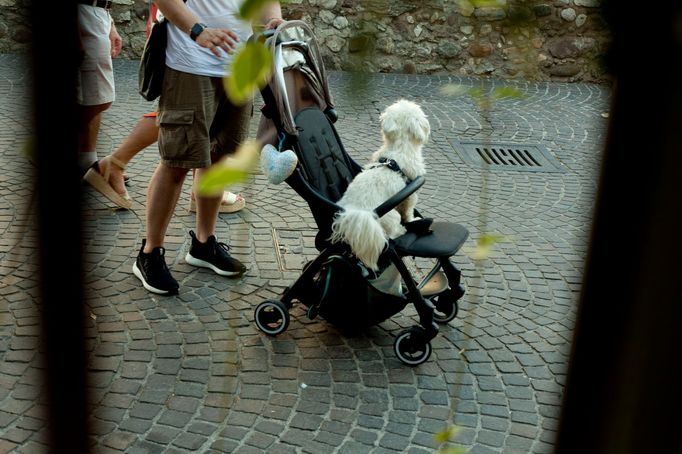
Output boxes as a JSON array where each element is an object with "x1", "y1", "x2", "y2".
[{"x1": 0, "y1": 54, "x2": 611, "y2": 453}]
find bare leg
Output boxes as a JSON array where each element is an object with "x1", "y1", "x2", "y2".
[
  {"x1": 82, "y1": 112, "x2": 102, "y2": 153},
  {"x1": 99, "y1": 115, "x2": 159, "y2": 195},
  {"x1": 79, "y1": 103, "x2": 111, "y2": 166},
  {"x1": 113, "y1": 115, "x2": 159, "y2": 162},
  {"x1": 193, "y1": 166, "x2": 222, "y2": 242},
  {"x1": 144, "y1": 162, "x2": 188, "y2": 252}
]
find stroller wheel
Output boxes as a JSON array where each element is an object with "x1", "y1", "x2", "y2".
[
  {"x1": 394, "y1": 327, "x2": 432, "y2": 366},
  {"x1": 430, "y1": 288, "x2": 460, "y2": 324},
  {"x1": 254, "y1": 300, "x2": 290, "y2": 336}
]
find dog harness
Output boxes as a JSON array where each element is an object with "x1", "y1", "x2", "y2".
[{"x1": 367, "y1": 158, "x2": 412, "y2": 183}]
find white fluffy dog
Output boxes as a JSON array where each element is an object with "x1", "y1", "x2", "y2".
[{"x1": 330, "y1": 99, "x2": 430, "y2": 271}]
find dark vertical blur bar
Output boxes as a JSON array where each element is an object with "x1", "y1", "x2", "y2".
[
  {"x1": 29, "y1": 0, "x2": 90, "y2": 452},
  {"x1": 555, "y1": 2, "x2": 682, "y2": 453}
]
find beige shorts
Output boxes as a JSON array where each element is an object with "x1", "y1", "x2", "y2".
[
  {"x1": 157, "y1": 67, "x2": 253, "y2": 169},
  {"x1": 77, "y1": 5, "x2": 115, "y2": 106}
]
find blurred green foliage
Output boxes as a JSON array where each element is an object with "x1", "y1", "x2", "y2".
[{"x1": 223, "y1": 38, "x2": 273, "y2": 106}]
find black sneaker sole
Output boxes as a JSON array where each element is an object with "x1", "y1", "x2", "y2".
[
  {"x1": 185, "y1": 253, "x2": 245, "y2": 276},
  {"x1": 133, "y1": 261, "x2": 179, "y2": 295}
]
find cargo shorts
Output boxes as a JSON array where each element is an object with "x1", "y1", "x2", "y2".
[{"x1": 157, "y1": 67, "x2": 253, "y2": 169}]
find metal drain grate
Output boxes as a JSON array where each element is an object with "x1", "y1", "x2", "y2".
[{"x1": 450, "y1": 139, "x2": 565, "y2": 173}]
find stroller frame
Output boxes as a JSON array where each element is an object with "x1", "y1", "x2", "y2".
[{"x1": 253, "y1": 22, "x2": 469, "y2": 366}]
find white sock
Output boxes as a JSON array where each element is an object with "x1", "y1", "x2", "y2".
[{"x1": 78, "y1": 151, "x2": 97, "y2": 170}]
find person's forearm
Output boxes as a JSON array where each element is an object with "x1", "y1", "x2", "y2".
[
  {"x1": 155, "y1": 0, "x2": 201, "y2": 36},
  {"x1": 156, "y1": 0, "x2": 241, "y2": 57}
]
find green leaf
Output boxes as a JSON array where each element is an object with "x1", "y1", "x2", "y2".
[
  {"x1": 491, "y1": 86, "x2": 525, "y2": 100},
  {"x1": 197, "y1": 139, "x2": 260, "y2": 196},
  {"x1": 434, "y1": 425, "x2": 460, "y2": 444},
  {"x1": 198, "y1": 166, "x2": 249, "y2": 196},
  {"x1": 467, "y1": 87, "x2": 485, "y2": 100},
  {"x1": 239, "y1": 0, "x2": 271, "y2": 21},
  {"x1": 224, "y1": 40, "x2": 273, "y2": 106},
  {"x1": 466, "y1": 233, "x2": 509, "y2": 260},
  {"x1": 479, "y1": 233, "x2": 507, "y2": 247}
]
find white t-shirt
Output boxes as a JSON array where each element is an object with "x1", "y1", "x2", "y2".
[{"x1": 166, "y1": 0, "x2": 253, "y2": 77}]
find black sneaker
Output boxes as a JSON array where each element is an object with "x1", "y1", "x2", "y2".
[
  {"x1": 132, "y1": 240, "x2": 179, "y2": 295},
  {"x1": 185, "y1": 230, "x2": 246, "y2": 277}
]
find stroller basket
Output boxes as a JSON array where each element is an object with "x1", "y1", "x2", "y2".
[{"x1": 300, "y1": 255, "x2": 408, "y2": 334}]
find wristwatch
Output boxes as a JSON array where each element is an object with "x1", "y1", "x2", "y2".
[{"x1": 190, "y1": 22, "x2": 207, "y2": 41}]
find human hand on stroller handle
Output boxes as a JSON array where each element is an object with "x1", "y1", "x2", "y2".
[
  {"x1": 251, "y1": 24, "x2": 280, "y2": 42},
  {"x1": 264, "y1": 18, "x2": 284, "y2": 30}
]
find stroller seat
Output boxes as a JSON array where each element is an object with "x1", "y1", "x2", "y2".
[{"x1": 394, "y1": 222, "x2": 469, "y2": 258}]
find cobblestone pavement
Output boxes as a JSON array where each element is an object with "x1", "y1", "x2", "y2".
[{"x1": 0, "y1": 53, "x2": 610, "y2": 453}]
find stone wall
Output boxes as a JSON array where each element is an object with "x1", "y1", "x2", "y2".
[{"x1": 0, "y1": 0, "x2": 611, "y2": 83}]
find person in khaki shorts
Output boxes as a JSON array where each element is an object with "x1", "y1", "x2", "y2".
[
  {"x1": 132, "y1": 0, "x2": 284, "y2": 295},
  {"x1": 82, "y1": 2, "x2": 246, "y2": 213}
]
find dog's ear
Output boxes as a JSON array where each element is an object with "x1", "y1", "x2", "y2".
[
  {"x1": 406, "y1": 112, "x2": 431, "y2": 144},
  {"x1": 380, "y1": 110, "x2": 401, "y2": 143}
]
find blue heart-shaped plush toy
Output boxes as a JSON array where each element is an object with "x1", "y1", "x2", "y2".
[{"x1": 260, "y1": 144, "x2": 298, "y2": 185}]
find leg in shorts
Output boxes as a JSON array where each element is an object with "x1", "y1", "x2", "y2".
[
  {"x1": 157, "y1": 67, "x2": 252, "y2": 169},
  {"x1": 77, "y1": 5, "x2": 115, "y2": 106}
]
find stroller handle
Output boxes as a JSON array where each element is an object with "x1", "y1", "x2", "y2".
[{"x1": 374, "y1": 176, "x2": 425, "y2": 218}]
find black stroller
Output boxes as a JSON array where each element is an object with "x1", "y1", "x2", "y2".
[{"x1": 253, "y1": 21, "x2": 470, "y2": 366}]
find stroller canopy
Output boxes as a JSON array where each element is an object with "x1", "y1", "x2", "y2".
[{"x1": 263, "y1": 21, "x2": 335, "y2": 137}]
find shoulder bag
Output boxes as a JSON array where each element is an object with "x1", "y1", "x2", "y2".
[
  {"x1": 138, "y1": 1, "x2": 185, "y2": 101},
  {"x1": 138, "y1": 17, "x2": 168, "y2": 101}
]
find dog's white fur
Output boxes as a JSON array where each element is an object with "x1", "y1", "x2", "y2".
[{"x1": 330, "y1": 99, "x2": 430, "y2": 270}]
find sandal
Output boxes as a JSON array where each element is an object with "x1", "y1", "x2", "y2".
[
  {"x1": 82, "y1": 155, "x2": 132, "y2": 209},
  {"x1": 188, "y1": 191, "x2": 245, "y2": 213}
]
